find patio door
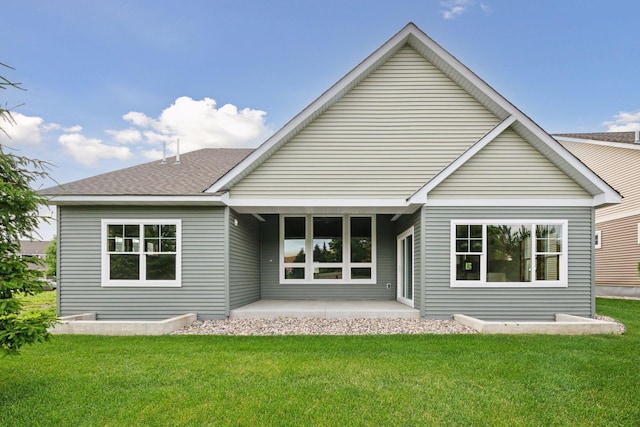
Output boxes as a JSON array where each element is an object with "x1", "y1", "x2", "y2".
[{"x1": 397, "y1": 227, "x2": 414, "y2": 307}]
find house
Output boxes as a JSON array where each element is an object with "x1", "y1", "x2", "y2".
[
  {"x1": 41, "y1": 23, "x2": 621, "y2": 322},
  {"x1": 19, "y1": 240, "x2": 51, "y2": 279},
  {"x1": 555, "y1": 131, "x2": 640, "y2": 298}
]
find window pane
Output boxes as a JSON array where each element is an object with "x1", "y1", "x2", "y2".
[
  {"x1": 470, "y1": 225, "x2": 483, "y2": 238},
  {"x1": 313, "y1": 217, "x2": 342, "y2": 263},
  {"x1": 487, "y1": 224, "x2": 531, "y2": 282},
  {"x1": 161, "y1": 224, "x2": 176, "y2": 238},
  {"x1": 351, "y1": 267, "x2": 371, "y2": 279},
  {"x1": 456, "y1": 254, "x2": 480, "y2": 280},
  {"x1": 125, "y1": 224, "x2": 140, "y2": 238},
  {"x1": 144, "y1": 224, "x2": 159, "y2": 238},
  {"x1": 108, "y1": 225, "x2": 123, "y2": 238},
  {"x1": 536, "y1": 225, "x2": 562, "y2": 253},
  {"x1": 285, "y1": 267, "x2": 305, "y2": 280},
  {"x1": 456, "y1": 224, "x2": 468, "y2": 238},
  {"x1": 456, "y1": 240, "x2": 469, "y2": 252},
  {"x1": 284, "y1": 217, "x2": 306, "y2": 263},
  {"x1": 146, "y1": 254, "x2": 176, "y2": 280},
  {"x1": 351, "y1": 217, "x2": 372, "y2": 263},
  {"x1": 109, "y1": 254, "x2": 139, "y2": 280},
  {"x1": 145, "y1": 238, "x2": 159, "y2": 253},
  {"x1": 536, "y1": 255, "x2": 560, "y2": 280},
  {"x1": 161, "y1": 238, "x2": 176, "y2": 252},
  {"x1": 314, "y1": 267, "x2": 343, "y2": 280}
]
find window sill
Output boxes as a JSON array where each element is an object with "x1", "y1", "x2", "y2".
[
  {"x1": 102, "y1": 281, "x2": 182, "y2": 288},
  {"x1": 280, "y1": 280, "x2": 377, "y2": 285},
  {"x1": 450, "y1": 281, "x2": 568, "y2": 288}
]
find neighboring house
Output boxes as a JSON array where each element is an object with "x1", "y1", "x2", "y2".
[
  {"x1": 19, "y1": 240, "x2": 51, "y2": 279},
  {"x1": 555, "y1": 131, "x2": 640, "y2": 298},
  {"x1": 41, "y1": 23, "x2": 620, "y2": 321}
]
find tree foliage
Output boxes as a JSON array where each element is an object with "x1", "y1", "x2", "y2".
[
  {"x1": 0, "y1": 64, "x2": 56, "y2": 355},
  {"x1": 44, "y1": 237, "x2": 56, "y2": 278}
]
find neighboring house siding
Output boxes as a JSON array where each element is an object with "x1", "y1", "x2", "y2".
[
  {"x1": 396, "y1": 210, "x2": 422, "y2": 311},
  {"x1": 430, "y1": 129, "x2": 591, "y2": 199},
  {"x1": 594, "y1": 214, "x2": 640, "y2": 288},
  {"x1": 229, "y1": 210, "x2": 261, "y2": 310},
  {"x1": 260, "y1": 214, "x2": 396, "y2": 300},
  {"x1": 231, "y1": 46, "x2": 499, "y2": 199},
  {"x1": 561, "y1": 141, "x2": 638, "y2": 219},
  {"x1": 423, "y1": 206, "x2": 594, "y2": 321},
  {"x1": 58, "y1": 206, "x2": 227, "y2": 320}
]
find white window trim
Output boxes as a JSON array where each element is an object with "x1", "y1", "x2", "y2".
[
  {"x1": 450, "y1": 219, "x2": 568, "y2": 288},
  {"x1": 595, "y1": 230, "x2": 602, "y2": 249},
  {"x1": 280, "y1": 215, "x2": 377, "y2": 284},
  {"x1": 101, "y1": 219, "x2": 182, "y2": 287}
]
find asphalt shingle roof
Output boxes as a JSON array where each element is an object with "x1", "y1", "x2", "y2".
[
  {"x1": 554, "y1": 131, "x2": 639, "y2": 145},
  {"x1": 40, "y1": 148, "x2": 253, "y2": 196}
]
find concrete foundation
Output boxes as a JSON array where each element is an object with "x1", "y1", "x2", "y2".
[
  {"x1": 50, "y1": 313, "x2": 197, "y2": 336},
  {"x1": 454, "y1": 313, "x2": 620, "y2": 335}
]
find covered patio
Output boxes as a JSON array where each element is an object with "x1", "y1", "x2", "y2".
[{"x1": 230, "y1": 300, "x2": 420, "y2": 319}]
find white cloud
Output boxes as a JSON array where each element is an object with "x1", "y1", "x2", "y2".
[
  {"x1": 65, "y1": 125, "x2": 83, "y2": 133},
  {"x1": 58, "y1": 133, "x2": 133, "y2": 165},
  {"x1": 115, "y1": 96, "x2": 271, "y2": 157},
  {"x1": 0, "y1": 112, "x2": 44, "y2": 145},
  {"x1": 440, "y1": 0, "x2": 470, "y2": 19},
  {"x1": 106, "y1": 128, "x2": 143, "y2": 144},
  {"x1": 603, "y1": 110, "x2": 640, "y2": 131},
  {"x1": 440, "y1": 0, "x2": 490, "y2": 19}
]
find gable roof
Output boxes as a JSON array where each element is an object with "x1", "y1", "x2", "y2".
[
  {"x1": 554, "y1": 131, "x2": 640, "y2": 146},
  {"x1": 41, "y1": 148, "x2": 253, "y2": 199},
  {"x1": 207, "y1": 23, "x2": 620, "y2": 207}
]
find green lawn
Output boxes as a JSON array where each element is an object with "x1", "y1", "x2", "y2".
[{"x1": 2, "y1": 298, "x2": 639, "y2": 426}]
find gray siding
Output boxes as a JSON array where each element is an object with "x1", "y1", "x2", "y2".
[
  {"x1": 395, "y1": 210, "x2": 422, "y2": 310},
  {"x1": 430, "y1": 129, "x2": 591, "y2": 199},
  {"x1": 423, "y1": 206, "x2": 594, "y2": 320},
  {"x1": 260, "y1": 214, "x2": 395, "y2": 300},
  {"x1": 58, "y1": 205, "x2": 227, "y2": 320},
  {"x1": 229, "y1": 210, "x2": 261, "y2": 310},
  {"x1": 231, "y1": 46, "x2": 499, "y2": 199}
]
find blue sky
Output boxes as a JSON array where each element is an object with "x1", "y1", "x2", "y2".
[{"x1": 3, "y1": 0, "x2": 640, "y2": 238}]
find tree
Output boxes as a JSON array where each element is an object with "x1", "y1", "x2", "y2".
[
  {"x1": 0, "y1": 64, "x2": 56, "y2": 355},
  {"x1": 44, "y1": 237, "x2": 56, "y2": 278}
]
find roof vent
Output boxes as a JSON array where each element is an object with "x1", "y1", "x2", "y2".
[
  {"x1": 175, "y1": 138, "x2": 181, "y2": 164},
  {"x1": 160, "y1": 141, "x2": 167, "y2": 164}
]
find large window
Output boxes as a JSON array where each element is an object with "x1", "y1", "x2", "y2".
[
  {"x1": 281, "y1": 215, "x2": 375, "y2": 283},
  {"x1": 451, "y1": 220, "x2": 567, "y2": 287},
  {"x1": 101, "y1": 219, "x2": 181, "y2": 287}
]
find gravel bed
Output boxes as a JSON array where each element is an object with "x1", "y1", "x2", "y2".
[
  {"x1": 596, "y1": 314, "x2": 627, "y2": 334},
  {"x1": 172, "y1": 317, "x2": 478, "y2": 336}
]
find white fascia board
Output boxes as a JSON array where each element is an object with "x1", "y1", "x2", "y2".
[
  {"x1": 46, "y1": 195, "x2": 226, "y2": 206},
  {"x1": 408, "y1": 115, "x2": 516, "y2": 204},
  {"x1": 425, "y1": 198, "x2": 596, "y2": 207},
  {"x1": 228, "y1": 197, "x2": 410, "y2": 207},
  {"x1": 555, "y1": 136, "x2": 640, "y2": 151}
]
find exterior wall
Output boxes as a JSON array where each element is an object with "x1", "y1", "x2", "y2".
[
  {"x1": 595, "y1": 214, "x2": 640, "y2": 288},
  {"x1": 430, "y1": 129, "x2": 591, "y2": 199},
  {"x1": 58, "y1": 205, "x2": 227, "y2": 320},
  {"x1": 423, "y1": 206, "x2": 595, "y2": 321},
  {"x1": 231, "y1": 46, "x2": 499, "y2": 199},
  {"x1": 229, "y1": 210, "x2": 261, "y2": 310},
  {"x1": 395, "y1": 210, "x2": 422, "y2": 310},
  {"x1": 259, "y1": 214, "x2": 396, "y2": 300},
  {"x1": 561, "y1": 141, "x2": 640, "y2": 220}
]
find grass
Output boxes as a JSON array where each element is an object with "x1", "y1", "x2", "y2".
[
  {"x1": 1, "y1": 298, "x2": 639, "y2": 426},
  {"x1": 16, "y1": 290, "x2": 56, "y2": 316}
]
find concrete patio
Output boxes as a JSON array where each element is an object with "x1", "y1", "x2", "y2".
[{"x1": 230, "y1": 300, "x2": 421, "y2": 319}]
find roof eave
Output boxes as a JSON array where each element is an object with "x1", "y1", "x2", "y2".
[{"x1": 46, "y1": 194, "x2": 227, "y2": 206}]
